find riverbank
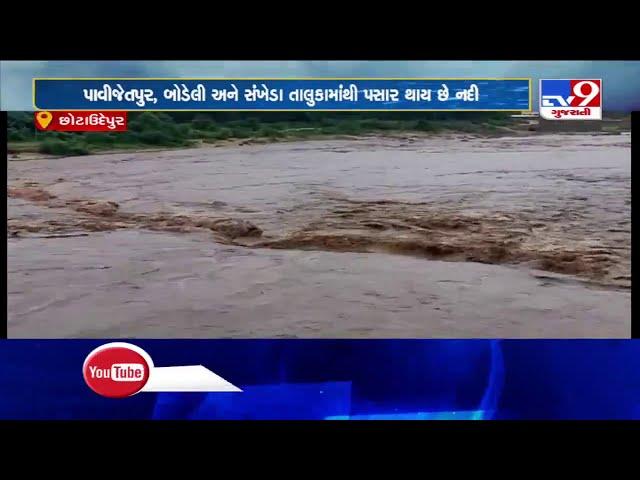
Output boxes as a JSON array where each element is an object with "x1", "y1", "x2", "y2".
[{"x1": 5, "y1": 110, "x2": 555, "y2": 158}]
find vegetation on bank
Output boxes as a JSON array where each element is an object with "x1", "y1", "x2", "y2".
[{"x1": 9, "y1": 111, "x2": 523, "y2": 157}]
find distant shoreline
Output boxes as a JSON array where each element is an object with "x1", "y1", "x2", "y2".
[{"x1": 7, "y1": 129, "x2": 630, "y2": 161}]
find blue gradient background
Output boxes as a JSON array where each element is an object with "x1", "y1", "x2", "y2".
[
  {"x1": 1, "y1": 340, "x2": 639, "y2": 420},
  {"x1": 2, "y1": 61, "x2": 639, "y2": 111}
]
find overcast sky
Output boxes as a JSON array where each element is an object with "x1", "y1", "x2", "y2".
[{"x1": 2, "y1": 60, "x2": 639, "y2": 111}]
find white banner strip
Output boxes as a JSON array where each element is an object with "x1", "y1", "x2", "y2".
[{"x1": 141, "y1": 365, "x2": 242, "y2": 393}]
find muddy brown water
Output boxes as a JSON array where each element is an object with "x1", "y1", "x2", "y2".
[{"x1": 7, "y1": 134, "x2": 631, "y2": 338}]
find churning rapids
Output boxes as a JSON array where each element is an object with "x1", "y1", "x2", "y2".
[{"x1": 7, "y1": 134, "x2": 630, "y2": 338}]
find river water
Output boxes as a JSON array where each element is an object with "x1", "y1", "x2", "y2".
[{"x1": 7, "y1": 134, "x2": 631, "y2": 338}]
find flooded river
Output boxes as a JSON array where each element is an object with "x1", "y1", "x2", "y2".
[{"x1": 7, "y1": 134, "x2": 631, "y2": 338}]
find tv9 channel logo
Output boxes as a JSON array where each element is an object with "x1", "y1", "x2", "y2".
[
  {"x1": 83, "y1": 342, "x2": 242, "y2": 398},
  {"x1": 539, "y1": 79, "x2": 602, "y2": 120}
]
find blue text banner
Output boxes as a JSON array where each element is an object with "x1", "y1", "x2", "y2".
[{"x1": 33, "y1": 78, "x2": 531, "y2": 111}]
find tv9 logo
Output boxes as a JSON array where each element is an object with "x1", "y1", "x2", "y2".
[{"x1": 539, "y1": 79, "x2": 602, "y2": 120}]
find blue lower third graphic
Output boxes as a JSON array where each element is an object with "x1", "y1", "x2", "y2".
[
  {"x1": 1, "y1": 339, "x2": 639, "y2": 420},
  {"x1": 33, "y1": 78, "x2": 531, "y2": 111}
]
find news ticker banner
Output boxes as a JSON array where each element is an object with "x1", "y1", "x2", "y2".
[
  {"x1": 1, "y1": 339, "x2": 639, "y2": 420},
  {"x1": 33, "y1": 78, "x2": 532, "y2": 111}
]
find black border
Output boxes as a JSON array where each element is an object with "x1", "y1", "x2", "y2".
[
  {"x1": 4, "y1": 45, "x2": 639, "y2": 61},
  {"x1": 1, "y1": 28, "x2": 639, "y2": 60},
  {"x1": 3, "y1": 419, "x2": 640, "y2": 437},
  {"x1": 3, "y1": 421, "x2": 639, "y2": 458},
  {"x1": 3, "y1": 4, "x2": 638, "y2": 60}
]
